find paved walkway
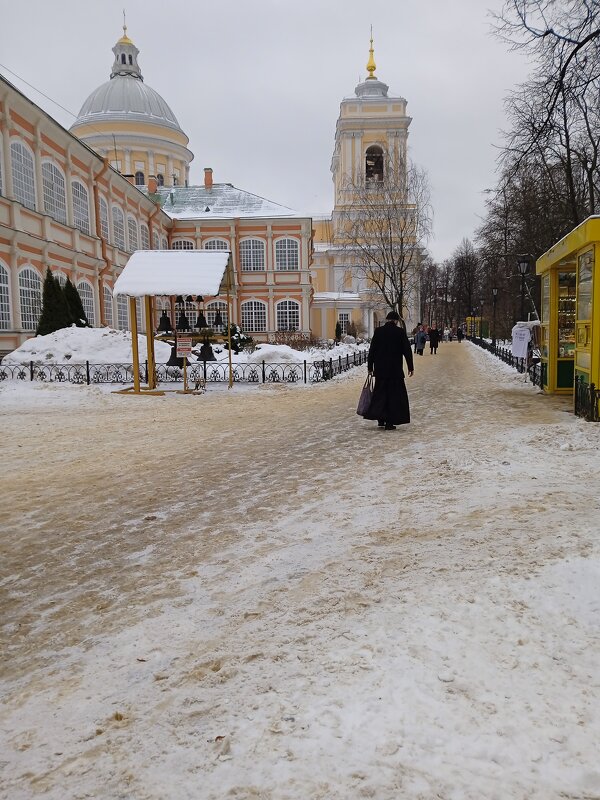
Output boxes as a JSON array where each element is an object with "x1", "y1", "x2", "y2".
[{"x1": 1, "y1": 342, "x2": 598, "y2": 799}]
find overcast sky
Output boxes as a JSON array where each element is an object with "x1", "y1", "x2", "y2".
[{"x1": 0, "y1": 0, "x2": 531, "y2": 262}]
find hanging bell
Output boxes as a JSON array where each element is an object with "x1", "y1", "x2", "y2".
[
  {"x1": 157, "y1": 310, "x2": 173, "y2": 333},
  {"x1": 185, "y1": 295, "x2": 194, "y2": 302},
  {"x1": 177, "y1": 311, "x2": 191, "y2": 331},
  {"x1": 196, "y1": 295, "x2": 204, "y2": 303},
  {"x1": 166, "y1": 343, "x2": 184, "y2": 367},
  {"x1": 213, "y1": 309, "x2": 224, "y2": 328},
  {"x1": 175, "y1": 295, "x2": 185, "y2": 305},
  {"x1": 195, "y1": 311, "x2": 208, "y2": 329}
]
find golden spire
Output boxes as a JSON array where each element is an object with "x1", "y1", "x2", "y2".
[
  {"x1": 118, "y1": 9, "x2": 133, "y2": 44},
  {"x1": 366, "y1": 26, "x2": 377, "y2": 79}
]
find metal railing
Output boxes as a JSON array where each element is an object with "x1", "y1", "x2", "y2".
[
  {"x1": 574, "y1": 375, "x2": 600, "y2": 422},
  {"x1": 0, "y1": 350, "x2": 369, "y2": 386}
]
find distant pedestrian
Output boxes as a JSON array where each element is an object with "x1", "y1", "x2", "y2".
[
  {"x1": 457, "y1": 327, "x2": 464, "y2": 343},
  {"x1": 364, "y1": 311, "x2": 414, "y2": 430},
  {"x1": 413, "y1": 323, "x2": 422, "y2": 353},
  {"x1": 429, "y1": 325, "x2": 440, "y2": 354},
  {"x1": 415, "y1": 328, "x2": 427, "y2": 356}
]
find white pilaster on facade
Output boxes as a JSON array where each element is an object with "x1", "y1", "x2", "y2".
[
  {"x1": 33, "y1": 128, "x2": 44, "y2": 213},
  {"x1": 9, "y1": 242, "x2": 21, "y2": 330}
]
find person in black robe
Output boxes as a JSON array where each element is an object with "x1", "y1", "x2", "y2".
[{"x1": 364, "y1": 311, "x2": 414, "y2": 430}]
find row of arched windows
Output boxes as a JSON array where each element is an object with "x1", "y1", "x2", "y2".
[
  {"x1": 241, "y1": 299, "x2": 301, "y2": 332},
  {"x1": 171, "y1": 237, "x2": 301, "y2": 271},
  {"x1": 4, "y1": 140, "x2": 167, "y2": 251}
]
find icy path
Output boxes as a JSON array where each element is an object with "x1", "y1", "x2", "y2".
[{"x1": 1, "y1": 342, "x2": 599, "y2": 800}]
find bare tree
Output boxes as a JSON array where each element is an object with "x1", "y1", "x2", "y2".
[{"x1": 335, "y1": 151, "x2": 433, "y2": 324}]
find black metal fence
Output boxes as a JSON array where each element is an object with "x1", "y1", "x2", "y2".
[
  {"x1": 574, "y1": 375, "x2": 600, "y2": 422},
  {"x1": 0, "y1": 350, "x2": 369, "y2": 386}
]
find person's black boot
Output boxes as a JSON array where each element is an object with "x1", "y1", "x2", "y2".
[
  {"x1": 384, "y1": 423, "x2": 396, "y2": 430},
  {"x1": 377, "y1": 420, "x2": 385, "y2": 427}
]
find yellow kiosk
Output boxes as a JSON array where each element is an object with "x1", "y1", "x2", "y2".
[{"x1": 536, "y1": 216, "x2": 600, "y2": 402}]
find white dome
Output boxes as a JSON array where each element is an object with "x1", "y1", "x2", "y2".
[{"x1": 72, "y1": 75, "x2": 184, "y2": 133}]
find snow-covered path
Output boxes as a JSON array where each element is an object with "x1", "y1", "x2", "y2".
[{"x1": 1, "y1": 342, "x2": 599, "y2": 800}]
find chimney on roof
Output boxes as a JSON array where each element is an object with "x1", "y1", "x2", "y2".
[
  {"x1": 147, "y1": 176, "x2": 158, "y2": 194},
  {"x1": 204, "y1": 167, "x2": 213, "y2": 190}
]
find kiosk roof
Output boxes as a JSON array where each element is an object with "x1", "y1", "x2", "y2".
[{"x1": 113, "y1": 250, "x2": 230, "y2": 297}]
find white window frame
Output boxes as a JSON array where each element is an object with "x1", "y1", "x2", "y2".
[
  {"x1": 161, "y1": 236, "x2": 168, "y2": 250},
  {"x1": 172, "y1": 239, "x2": 194, "y2": 250},
  {"x1": 18, "y1": 266, "x2": 42, "y2": 330},
  {"x1": 0, "y1": 261, "x2": 11, "y2": 330},
  {"x1": 103, "y1": 285, "x2": 114, "y2": 327},
  {"x1": 10, "y1": 140, "x2": 36, "y2": 210},
  {"x1": 140, "y1": 223, "x2": 150, "y2": 250},
  {"x1": 112, "y1": 206, "x2": 126, "y2": 250},
  {"x1": 116, "y1": 294, "x2": 128, "y2": 330},
  {"x1": 338, "y1": 312, "x2": 350, "y2": 335},
  {"x1": 276, "y1": 299, "x2": 300, "y2": 331},
  {"x1": 204, "y1": 238, "x2": 229, "y2": 250},
  {"x1": 206, "y1": 300, "x2": 228, "y2": 329},
  {"x1": 274, "y1": 238, "x2": 300, "y2": 271},
  {"x1": 99, "y1": 196, "x2": 109, "y2": 241},
  {"x1": 71, "y1": 180, "x2": 90, "y2": 234},
  {"x1": 76, "y1": 279, "x2": 96, "y2": 326},
  {"x1": 152, "y1": 231, "x2": 160, "y2": 250},
  {"x1": 241, "y1": 300, "x2": 267, "y2": 332},
  {"x1": 41, "y1": 160, "x2": 67, "y2": 224},
  {"x1": 54, "y1": 271, "x2": 67, "y2": 288},
  {"x1": 127, "y1": 216, "x2": 139, "y2": 252},
  {"x1": 240, "y1": 238, "x2": 265, "y2": 271}
]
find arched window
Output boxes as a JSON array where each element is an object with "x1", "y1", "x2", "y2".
[
  {"x1": 172, "y1": 239, "x2": 194, "y2": 250},
  {"x1": 18, "y1": 267, "x2": 42, "y2": 330},
  {"x1": 128, "y1": 55, "x2": 133, "y2": 65},
  {"x1": 112, "y1": 206, "x2": 126, "y2": 250},
  {"x1": 156, "y1": 174, "x2": 164, "y2": 187},
  {"x1": 99, "y1": 196, "x2": 109, "y2": 240},
  {"x1": 241, "y1": 300, "x2": 267, "y2": 332},
  {"x1": 276, "y1": 300, "x2": 300, "y2": 331},
  {"x1": 240, "y1": 239, "x2": 265, "y2": 271},
  {"x1": 103, "y1": 285, "x2": 113, "y2": 327},
  {"x1": 206, "y1": 301, "x2": 228, "y2": 329},
  {"x1": 10, "y1": 141, "x2": 36, "y2": 210},
  {"x1": 116, "y1": 294, "x2": 128, "y2": 330},
  {"x1": 135, "y1": 171, "x2": 145, "y2": 186},
  {"x1": 365, "y1": 145, "x2": 384, "y2": 182},
  {"x1": 0, "y1": 262, "x2": 11, "y2": 330},
  {"x1": 161, "y1": 236, "x2": 168, "y2": 250},
  {"x1": 72, "y1": 180, "x2": 90, "y2": 234},
  {"x1": 127, "y1": 216, "x2": 139, "y2": 252},
  {"x1": 275, "y1": 238, "x2": 299, "y2": 271},
  {"x1": 152, "y1": 231, "x2": 160, "y2": 250},
  {"x1": 136, "y1": 297, "x2": 143, "y2": 332},
  {"x1": 41, "y1": 161, "x2": 67, "y2": 223},
  {"x1": 204, "y1": 238, "x2": 229, "y2": 250},
  {"x1": 121, "y1": 54, "x2": 126, "y2": 64},
  {"x1": 76, "y1": 280, "x2": 95, "y2": 325},
  {"x1": 140, "y1": 223, "x2": 150, "y2": 250},
  {"x1": 54, "y1": 272, "x2": 67, "y2": 288}
]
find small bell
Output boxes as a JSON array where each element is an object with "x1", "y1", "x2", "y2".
[
  {"x1": 177, "y1": 311, "x2": 191, "y2": 331},
  {"x1": 196, "y1": 295, "x2": 204, "y2": 303},
  {"x1": 195, "y1": 312, "x2": 208, "y2": 329},
  {"x1": 213, "y1": 310, "x2": 224, "y2": 328},
  {"x1": 185, "y1": 295, "x2": 194, "y2": 302},
  {"x1": 175, "y1": 295, "x2": 184, "y2": 305},
  {"x1": 157, "y1": 310, "x2": 173, "y2": 333}
]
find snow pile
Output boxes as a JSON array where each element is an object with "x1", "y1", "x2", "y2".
[{"x1": 2, "y1": 326, "x2": 173, "y2": 365}]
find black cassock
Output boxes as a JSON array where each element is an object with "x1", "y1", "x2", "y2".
[{"x1": 363, "y1": 321, "x2": 414, "y2": 425}]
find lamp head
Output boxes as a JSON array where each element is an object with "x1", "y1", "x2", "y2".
[{"x1": 517, "y1": 255, "x2": 531, "y2": 276}]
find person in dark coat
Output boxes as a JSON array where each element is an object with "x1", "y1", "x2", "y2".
[
  {"x1": 364, "y1": 311, "x2": 414, "y2": 430},
  {"x1": 428, "y1": 325, "x2": 440, "y2": 354}
]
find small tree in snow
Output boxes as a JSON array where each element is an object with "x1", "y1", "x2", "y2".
[
  {"x1": 36, "y1": 268, "x2": 72, "y2": 336},
  {"x1": 64, "y1": 277, "x2": 90, "y2": 327}
]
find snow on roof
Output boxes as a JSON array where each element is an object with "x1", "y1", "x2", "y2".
[
  {"x1": 149, "y1": 184, "x2": 300, "y2": 220},
  {"x1": 113, "y1": 250, "x2": 230, "y2": 297},
  {"x1": 313, "y1": 292, "x2": 361, "y2": 302}
]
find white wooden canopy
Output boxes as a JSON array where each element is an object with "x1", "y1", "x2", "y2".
[{"x1": 113, "y1": 250, "x2": 231, "y2": 298}]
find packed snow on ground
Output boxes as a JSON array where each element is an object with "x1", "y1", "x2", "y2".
[
  {"x1": 1, "y1": 341, "x2": 599, "y2": 799},
  {"x1": 2, "y1": 327, "x2": 366, "y2": 367}
]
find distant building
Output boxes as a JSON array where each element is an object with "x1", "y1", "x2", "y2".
[{"x1": 0, "y1": 26, "x2": 418, "y2": 350}]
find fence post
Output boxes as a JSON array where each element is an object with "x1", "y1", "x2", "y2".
[
  {"x1": 30, "y1": 360, "x2": 34, "y2": 381},
  {"x1": 262, "y1": 360, "x2": 266, "y2": 383},
  {"x1": 86, "y1": 360, "x2": 90, "y2": 385},
  {"x1": 303, "y1": 360, "x2": 307, "y2": 384},
  {"x1": 330, "y1": 358, "x2": 333, "y2": 379}
]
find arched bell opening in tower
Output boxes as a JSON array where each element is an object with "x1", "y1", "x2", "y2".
[{"x1": 365, "y1": 145, "x2": 384, "y2": 182}]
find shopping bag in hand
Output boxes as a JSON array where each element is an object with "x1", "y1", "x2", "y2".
[{"x1": 356, "y1": 374, "x2": 374, "y2": 416}]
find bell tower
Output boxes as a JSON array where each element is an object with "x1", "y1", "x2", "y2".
[{"x1": 331, "y1": 33, "x2": 412, "y2": 215}]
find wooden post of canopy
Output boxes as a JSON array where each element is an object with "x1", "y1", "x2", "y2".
[
  {"x1": 144, "y1": 294, "x2": 156, "y2": 389},
  {"x1": 226, "y1": 259, "x2": 233, "y2": 389},
  {"x1": 130, "y1": 296, "x2": 140, "y2": 393}
]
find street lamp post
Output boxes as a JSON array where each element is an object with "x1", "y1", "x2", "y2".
[
  {"x1": 517, "y1": 255, "x2": 531, "y2": 321},
  {"x1": 479, "y1": 299, "x2": 484, "y2": 342},
  {"x1": 492, "y1": 287, "x2": 498, "y2": 349}
]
